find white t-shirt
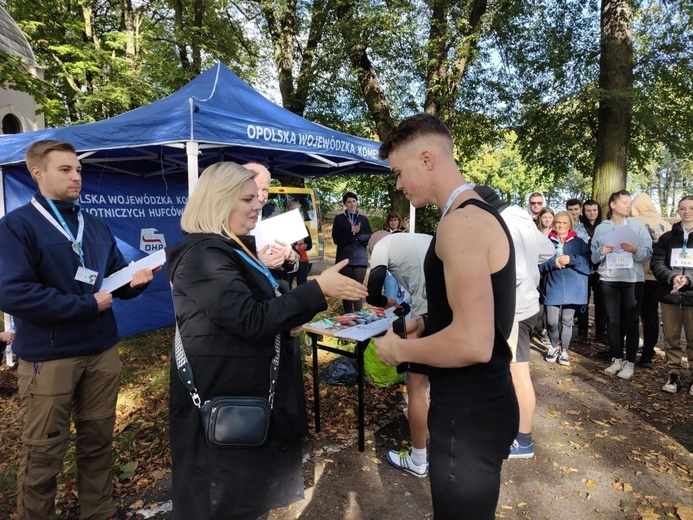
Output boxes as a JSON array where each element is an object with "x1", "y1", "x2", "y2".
[{"x1": 369, "y1": 233, "x2": 432, "y2": 315}]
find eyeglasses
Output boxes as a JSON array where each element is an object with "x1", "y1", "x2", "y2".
[{"x1": 530, "y1": 202, "x2": 543, "y2": 206}]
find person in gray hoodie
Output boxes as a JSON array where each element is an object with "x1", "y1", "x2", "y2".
[
  {"x1": 476, "y1": 186, "x2": 554, "y2": 458},
  {"x1": 631, "y1": 193, "x2": 672, "y2": 368},
  {"x1": 591, "y1": 190, "x2": 653, "y2": 380}
]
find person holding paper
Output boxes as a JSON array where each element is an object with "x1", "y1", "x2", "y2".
[
  {"x1": 244, "y1": 162, "x2": 298, "y2": 272},
  {"x1": 650, "y1": 195, "x2": 693, "y2": 395},
  {"x1": 166, "y1": 162, "x2": 367, "y2": 520},
  {"x1": 591, "y1": 190, "x2": 652, "y2": 380},
  {"x1": 0, "y1": 140, "x2": 155, "y2": 520}
]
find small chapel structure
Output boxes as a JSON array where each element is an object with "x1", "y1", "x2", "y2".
[{"x1": 0, "y1": 6, "x2": 44, "y2": 134}]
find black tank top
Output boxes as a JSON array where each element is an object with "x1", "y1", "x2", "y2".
[{"x1": 423, "y1": 199, "x2": 516, "y2": 379}]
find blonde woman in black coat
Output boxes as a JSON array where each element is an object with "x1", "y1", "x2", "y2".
[{"x1": 166, "y1": 162, "x2": 367, "y2": 520}]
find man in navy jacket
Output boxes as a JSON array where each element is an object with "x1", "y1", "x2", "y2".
[{"x1": 0, "y1": 140, "x2": 155, "y2": 520}]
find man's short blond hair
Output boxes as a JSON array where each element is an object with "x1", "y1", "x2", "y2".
[
  {"x1": 24, "y1": 140, "x2": 77, "y2": 181},
  {"x1": 180, "y1": 162, "x2": 256, "y2": 235}
]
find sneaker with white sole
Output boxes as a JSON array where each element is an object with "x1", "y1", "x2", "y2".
[
  {"x1": 508, "y1": 439, "x2": 534, "y2": 459},
  {"x1": 604, "y1": 357, "x2": 623, "y2": 375},
  {"x1": 545, "y1": 347, "x2": 559, "y2": 363},
  {"x1": 386, "y1": 448, "x2": 429, "y2": 478},
  {"x1": 616, "y1": 361, "x2": 634, "y2": 380},
  {"x1": 662, "y1": 373, "x2": 681, "y2": 394},
  {"x1": 558, "y1": 349, "x2": 570, "y2": 366}
]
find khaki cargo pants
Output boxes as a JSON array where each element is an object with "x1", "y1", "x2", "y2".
[
  {"x1": 661, "y1": 303, "x2": 693, "y2": 372},
  {"x1": 16, "y1": 345, "x2": 121, "y2": 520}
]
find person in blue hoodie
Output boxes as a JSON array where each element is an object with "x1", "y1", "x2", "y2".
[
  {"x1": 331, "y1": 191, "x2": 372, "y2": 312},
  {"x1": 540, "y1": 211, "x2": 592, "y2": 367},
  {"x1": 0, "y1": 140, "x2": 156, "y2": 520}
]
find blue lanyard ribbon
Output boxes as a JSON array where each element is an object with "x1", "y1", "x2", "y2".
[
  {"x1": 32, "y1": 197, "x2": 85, "y2": 266},
  {"x1": 234, "y1": 249, "x2": 280, "y2": 294}
]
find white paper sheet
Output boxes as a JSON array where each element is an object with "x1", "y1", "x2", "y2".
[
  {"x1": 599, "y1": 225, "x2": 643, "y2": 252},
  {"x1": 101, "y1": 249, "x2": 166, "y2": 293},
  {"x1": 252, "y1": 209, "x2": 308, "y2": 250},
  {"x1": 333, "y1": 317, "x2": 396, "y2": 342}
]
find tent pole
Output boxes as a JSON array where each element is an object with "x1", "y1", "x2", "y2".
[
  {"x1": 409, "y1": 202, "x2": 416, "y2": 233},
  {"x1": 0, "y1": 168, "x2": 5, "y2": 217},
  {"x1": 186, "y1": 141, "x2": 199, "y2": 195}
]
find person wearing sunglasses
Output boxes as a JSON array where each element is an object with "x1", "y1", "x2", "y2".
[{"x1": 527, "y1": 192, "x2": 546, "y2": 220}]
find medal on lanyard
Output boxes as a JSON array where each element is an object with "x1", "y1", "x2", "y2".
[{"x1": 346, "y1": 211, "x2": 357, "y2": 232}]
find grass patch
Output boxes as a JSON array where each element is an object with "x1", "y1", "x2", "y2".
[{"x1": 0, "y1": 327, "x2": 174, "y2": 518}]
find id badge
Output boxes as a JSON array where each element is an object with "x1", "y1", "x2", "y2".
[
  {"x1": 671, "y1": 248, "x2": 693, "y2": 267},
  {"x1": 605, "y1": 252, "x2": 633, "y2": 269},
  {"x1": 75, "y1": 266, "x2": 98, "y2": 285}
]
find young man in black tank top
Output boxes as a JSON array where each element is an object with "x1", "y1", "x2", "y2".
[{"x1": 375, "y1": 114, "x2": 519, "y2": 520}]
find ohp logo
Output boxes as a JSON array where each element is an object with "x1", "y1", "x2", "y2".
[{"x1": 140, "y1": 228, "x2": 166, "y2": 252}]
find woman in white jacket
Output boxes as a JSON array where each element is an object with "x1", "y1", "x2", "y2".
[{"x1": 591, "y1": 190, "x2": 652, "y2": 380}]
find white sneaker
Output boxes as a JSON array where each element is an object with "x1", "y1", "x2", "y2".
[
  {"x1": 617, "y1": 361, "x2": 634, "y2": 380},
  {"x1": 386, "y1": 448, "x2": 429, "y2": 478},
  {"x1": 662, "y1": 373, "x2": 681, "y2": 393},
  {"x1": 558, "y1": 349, "x2": 570, "y2": 366},
  {"x1": 604, "y1": 358, "x2": 623, "y2": 375},
  {"x1": 545, "y1": 347, "x2": 559, "y2": 363}
]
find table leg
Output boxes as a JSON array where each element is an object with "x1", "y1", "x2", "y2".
[
  {"x1": 357, "y1": 339, "x2": 367, "y2": 452},
  {"x1": 311, "y1": 333, "x2": 321, "y2": 433}
]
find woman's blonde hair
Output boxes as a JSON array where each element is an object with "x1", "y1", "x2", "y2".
[{"x1": 180, "y1": 162, "x2": 257, "y2": 235}]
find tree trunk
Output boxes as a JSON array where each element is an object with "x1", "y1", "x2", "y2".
[
  {"x1": 592, "y1": 0, "x2": 633, "y2": 212},
  {"x1": 192, "y1": 0, "x2": 204, "y2": 74},
  {"x1": 424, "y1": 0, "x2": 487, "y2": 121},
  {"x1": 172, "y1": 0, "x2": 191, "y2": 73},
  {"x1": 121, "y1": 0, "x2": 136, "y2": 67}
]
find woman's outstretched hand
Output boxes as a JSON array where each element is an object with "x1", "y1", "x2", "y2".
[{"x1": 316, "y1": 259, "x2": 368, "y2": 301}]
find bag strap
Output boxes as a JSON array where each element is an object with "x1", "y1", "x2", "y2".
[{"x1": 171, "y1": 284, "x2": 281, "y2": 410}]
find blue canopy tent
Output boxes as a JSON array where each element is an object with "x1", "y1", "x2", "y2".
[{"x1": 0, "y1": 62, "x2": 390, "y2": 336}]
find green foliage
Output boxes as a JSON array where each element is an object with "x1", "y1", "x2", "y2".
[
  {"x1": 5, "y1": 0, "x2": 258, "y2": 126},
  {"x1": 3, "y1": 0, "x2": 690, "y2": 209}
]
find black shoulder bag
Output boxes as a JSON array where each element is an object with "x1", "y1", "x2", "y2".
[{"x1": 173, "y1": 323, "x2": 280, "y2": 448}]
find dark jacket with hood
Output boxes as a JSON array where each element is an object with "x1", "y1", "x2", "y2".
[
  {"x1": 651, "y1": 221, "x2": 693, "y2": 307},
  {"x1": 166, "y1": 232, "x2": 327, "y2": 520},
  {"x1": 0, "y1": 192, "x2": 145, "y2": 362}
]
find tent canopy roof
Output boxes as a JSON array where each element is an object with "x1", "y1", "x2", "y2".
[{"x1": 0, "y1": 63, "x2": 389, "y2": 179}]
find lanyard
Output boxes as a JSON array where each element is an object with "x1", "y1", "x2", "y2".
[
  {"x1": 226, "y1": 231, "x2": 280, "y2": 296},
  {"x1": 683, "y1": 227, "x2": 691, "y2": 253},
  {"x1": 345, "y1": 211, "x2": 358, "y2": 228},
  {"x1": 441, "y1": 182, "x2": 476, "y2": 217},
  {"x1": 31, "y1": 197, "x2": 85, "y2": 266}
]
